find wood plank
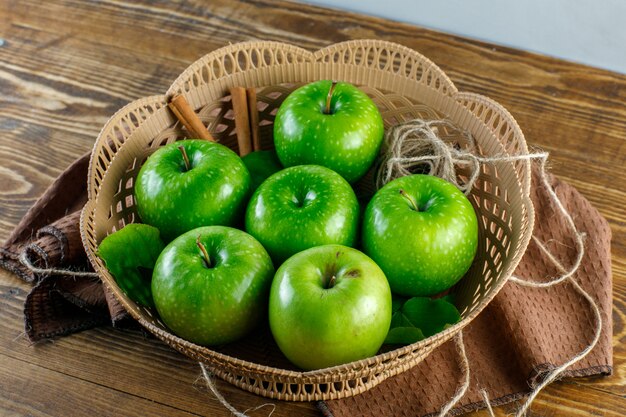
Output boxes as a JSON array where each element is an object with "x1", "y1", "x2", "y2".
[
  {"x1": 0, "y1": 271, "x2": 319, "y2": 417},
  {"x1": 470, "y1": 381, "x2": 626, "y2": 417},
  {"x1": 0, "y1": 354, "x2": 201, "y2": 417},
  {"x1": 467, "y1": 383, "x2": 626, "y2": 416}
]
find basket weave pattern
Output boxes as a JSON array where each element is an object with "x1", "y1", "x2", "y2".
[{"x1": 81, "y1": 40, "x2": 534, "y2": 400}]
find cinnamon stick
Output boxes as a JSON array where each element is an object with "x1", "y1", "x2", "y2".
[
  {"x1": 168, "y1": 95, "x2": 215, "y2": 141},
  {"x1": 230, "y1": 87, "x2": 252, "y2": 157},
  {"x1": 246, "y1": 88, "x2": 261, "y2": 152}
]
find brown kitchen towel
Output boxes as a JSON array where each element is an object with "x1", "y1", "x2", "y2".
[
  {"x1": 1, "y1": 156, "x2": 613, "y2": 416},
  {"x1": 0, "y1": 152, "x2": 131, "y2": 341},
  {"x1": 321, "y1": 167, "x2": 613, "y2": 416}
]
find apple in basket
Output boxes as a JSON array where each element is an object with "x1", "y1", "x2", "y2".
[
  {"x1": 273, "y1": 80, "x2": 385, "y2": 183},
  {"x1": 135, "y1": 140, "x2": 251, "y2": 241},
  {"x1": 362, "y1": 174, "x2": 479, "y2": 297},
  {"x1": 151, "y1": 226, "x2": 274, "y2": 346},
  {"x1": 269, "y1": 245, "x2": 392, "y2": 370},
  {"x1": 245, "y1": 165, "x2": 360, "y2": 264}
]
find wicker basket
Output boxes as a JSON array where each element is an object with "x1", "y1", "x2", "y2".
[{"x1": 80, "y1": 40, "x2": 534, "y2": 401}]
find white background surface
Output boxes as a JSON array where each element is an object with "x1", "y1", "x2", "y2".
[{"x1": 301, "y1": 0, "x2": 626, "y2": 74}]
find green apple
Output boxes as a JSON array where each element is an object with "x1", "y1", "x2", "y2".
[
  {"x1": 152, "y1": 226, "x2": 274, "y2": 346},
  {"x1": 273, "y1": 80, "x2": 384, "y2": 183},
  {"x1": 269, "y1": 245, "x2": 392, "y2": 370},
  {"x1": 362, "y1": 174, "x2": 478, "y2": 297},
  {"x1": 135, "y1": 140, "x2": 251, "y2": 241},
  {"x1": 245, "y1": 165, "x2": 359, "y2": 264},
  {"x1": 241, "y1": 150, "x2": 283, "y2": 191},
  {"x1": 98, "y1": 223, "x2": 165, "y2": 308}
]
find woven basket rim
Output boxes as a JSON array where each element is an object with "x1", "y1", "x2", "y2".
[
  {"x1": 80, "y1": 39, "x2": 535, "y2": 398},
  {"x1": 165, "y1": 39, "x2": 458, "y2": 99}
]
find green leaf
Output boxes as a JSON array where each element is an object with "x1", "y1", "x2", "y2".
[
  {"x1": 98, "y1": 223, "x2": 165, "y2": 308},
  {"x1": 384, "y1": 327, "x2": 425, "y2": 344},
  {"x1": 391, "y1": 294, "x2": 408, "y2": 314},
  {"x1": 401, "y1": 297, "x2": 461, "y2": 337},
  {"x1": 390, "y1": 310, "x2": 416, "y2": 328},
  {"x1": 442, "y1": 293, "x2": 456, "y2": 305},
  {"x1": 241, "y1": 150, "x2": 283, "y2": 191},
  {"x1": 384, "y1": 295, "x2": 461, "y2": 346}
]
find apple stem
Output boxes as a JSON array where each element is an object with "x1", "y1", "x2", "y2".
[
  {"x1": 399, "y1": 189, "x2": 420, "y2": 212},
  {"x1": 324, "y1": 81, "x2": 337, "y2": 115},
  {"x1": 178, "y1": 145, "x2": 191, "y2": 171},
  {"x1": 327, "y1": 275, "x2": 337, "y2": 289},
  {"x1": 196, "y1": 235, "x2": 211, "y2": 268}
]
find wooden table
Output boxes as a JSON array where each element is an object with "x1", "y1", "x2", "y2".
[{"x1": 1, "y1": 1, "x2": 624, "y2": 416}]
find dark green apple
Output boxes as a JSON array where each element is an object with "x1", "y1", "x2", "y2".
[
  {"x1": 273, "y1": 80, "x2": 384, "y2": 183},
  {"x1": 269, "y1": 245, "x2": 392, "y2": 370},
  {"x1": 151, "y1": 226, "x2": 274, "y2": 346},
  {"x1": 241, "y1": 150, "x2": 283, "y2": 191},
  {"x1": 135, "y1": 140, "x2": 251, "y2": 241},
  {"x1": 98, "y1": 223, "x2": 165, "y2": 308},
  {"x1": 245, "y1": 165, "x2": 359, "y2": 264},
  {"x1": 362, "y1": 175, "x2": 478, "y2": 297}
]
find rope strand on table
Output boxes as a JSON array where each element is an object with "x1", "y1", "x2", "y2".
[
  {"x1": 199, "y1": 363, "x2": 275, "y2": 417},
  {"x1": 480, "y1": 389, "x2": 496, "y2": 417},
  {"x1": 437, "y1": 332, "x2": 469, "y2": 417}
]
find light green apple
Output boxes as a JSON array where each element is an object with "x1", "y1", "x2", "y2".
[{"x1": 269, "y1": 245, "x2": 392, "y2": 370}]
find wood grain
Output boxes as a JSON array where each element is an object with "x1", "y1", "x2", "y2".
[
  {"x1": 0, "y1": 273, "x2": 320, "y2": 417},
  {"x1": 0, "y1": 0, "x2": 624, "y2": 416}
]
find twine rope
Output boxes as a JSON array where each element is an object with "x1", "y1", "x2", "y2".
[
  {"x1": 377, "y1": 119, "x2": 548, "y2": 196},
  {"x1": 18, "y1": 249, "x2": 99, "y2": 278},
  {"x1": 199, "y1": 363, "x2": 275, "y2": 417},
  {"x1": 480, "y1": 389, "x2": 495, "y2": 417},
  {"x1": 380, "y1": 120, "x2": 601, "y2": 417},
  {"x1": 437, "y1": 332, "x2": 470, "y2": 417},
  {"x1": 378, "y1": 119, "x2": 480, "y2": 194}
]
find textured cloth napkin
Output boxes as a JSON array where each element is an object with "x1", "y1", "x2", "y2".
[
  {"x1": 1, "y1": 155, "x2": 612, "y2": 416},
  {"x1": 0, "y1": 153, "x2": 131, "y2": 340}
]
